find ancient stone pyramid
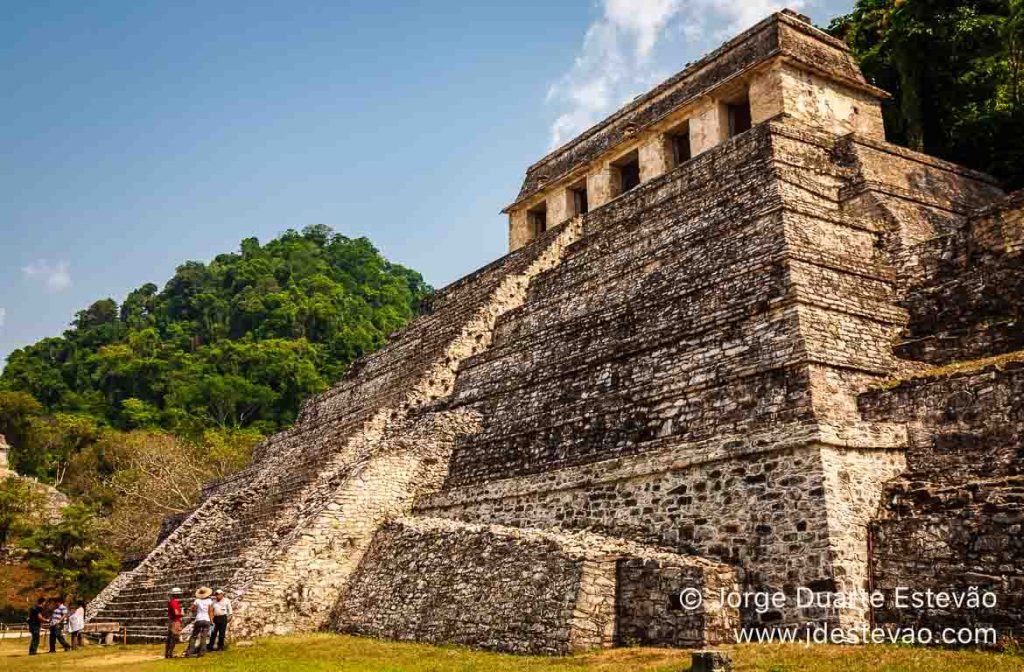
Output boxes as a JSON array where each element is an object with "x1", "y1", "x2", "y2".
[{"x1": 90, "y1": 10, "x2": 1023, "y2": 652}]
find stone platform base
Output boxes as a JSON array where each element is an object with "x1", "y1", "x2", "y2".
[{"x1": 333, "y1": 517, "x2": 739, "y2": 655}]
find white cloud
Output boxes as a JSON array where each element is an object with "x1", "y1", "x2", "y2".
[
  {"x1": 545, "y1": 0, "x2": 804, "y2": 148},
  {"x1": 0, "y1": 308, "x2": 5, "y2": 332},
  {"x1": 22, "y1": 260, "x2": 72, "y2": 292}
]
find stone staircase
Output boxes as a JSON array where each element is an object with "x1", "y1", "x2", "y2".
[{"x1": 87, "y1": 218, "x2": 581, "y2": 641}]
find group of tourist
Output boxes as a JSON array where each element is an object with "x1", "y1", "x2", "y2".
[
  {"x1": 165, "y1": 586, "x2": 233, "y2": 658},
  {"x1": 24, "y1": 587, "x2": 232, "y2": 659},
  {"x1": 26, "y1": 596, "x2": 86, "y2": 655}
]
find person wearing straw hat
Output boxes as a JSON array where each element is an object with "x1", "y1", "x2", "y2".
[
  {"x1": 184, "y1": 586, "x2": 214, "y2": 658},
  {"x1": 164, "y1": 587, "x2": 184, "y2": 658}
]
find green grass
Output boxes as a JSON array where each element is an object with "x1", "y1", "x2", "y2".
[{"x1": 1, "y1": 633, "x2": 1022, "y2": 672}]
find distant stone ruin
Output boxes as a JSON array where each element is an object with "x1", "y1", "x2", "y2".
[
  {"x1": 90, "y1": 10, "x2": 1024, "y2": 652},
  {"x1": 0, "y1": 434, "x2": 71, "y2": 523}
]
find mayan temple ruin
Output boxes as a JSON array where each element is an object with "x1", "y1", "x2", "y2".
[{"x1": 89, "y1": 10, "x2": 1024, "y2": 653}]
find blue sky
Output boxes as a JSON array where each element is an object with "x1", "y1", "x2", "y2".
[{"x1": 0, "y1": 0, "x2": 853, "y2": 367}]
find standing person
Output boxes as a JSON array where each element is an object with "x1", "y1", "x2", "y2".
[
  {"x1": 27, "y1": 597, "x2": 46, "y2": 655},
  {"x1": 208, "y1": 589, "x2": 232, "y2": 651},
  {"x1": 165, "y1": 587, "x2": 184, "y2": 659},
  {"x1": 183, "y1": 586, "x2": 213, "y2": 658},
  {"x1": 67, "y1": 600, "x2": 86, "y2": 650},
  {"x1": 48, "y1": 596, "x2": 71, "y2": 653}
]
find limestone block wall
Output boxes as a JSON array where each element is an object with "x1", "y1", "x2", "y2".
[
  {"x1": 890, "y1": 192, "x2": 1024, "y2": 365},
  {"x1": 88, "y1": 219, "x2": 581, "y2": 640},
  {"x1": 333, "y1": 517, "x2": 738, "y2": 654},
  {"x1": 419, "y1": 119, "x2": 916, "y2": 630},
  {"x1": 860, "y1": 360, "x2": 1024, "y2": 640}
]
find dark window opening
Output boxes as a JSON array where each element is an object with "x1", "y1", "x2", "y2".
[
  {"x1": 668, "y1": 592, "x2": 684, "y2": 611},
  {"x1": 570, "y1": 184, "x2": 589, "y2": 216},
  {"x1": 670, "y1": 131, "x2": 691, "y2": 167},
  {"x1": 727, "y1": 98, "x2": 752, "y2": 137},
  {"x1": 527, "y1": 204, "x2": 547, "y2": 238},
  {"x1": 613, "y1": 151, "x2": 641, "y2": 196}
]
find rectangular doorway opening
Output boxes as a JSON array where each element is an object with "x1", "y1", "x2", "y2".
[
  {"x1": 569, "y1": 180, "x2": 589, "y2": 216},
  {"x1": 612, "y1": 150, "x2": 641, "y2": 197},
  {"x1": 666, "y1": 120, "x2": 691, "y2": 168},
  {"x1": 527, "y1": 202, "x2": 548, "y2": 239},
  {"x1": 727, "y1": 95, "x2": 752, "y2": 137}
]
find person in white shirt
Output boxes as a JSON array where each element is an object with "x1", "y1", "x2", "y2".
[
  {"x1": 67, "y1": 600, "x2": 86, "y2": 650},
  {"x1": 184, "y1": 587, "x2": 214, "y2": 658},
  {"x1": 207, "y1": 589, "x2": 233, "y2": 651}
]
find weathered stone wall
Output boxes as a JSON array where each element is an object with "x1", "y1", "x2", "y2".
[
  {"x1": 334, "y1": 517, "x2": 738, "y2": 654},
  {"x1": 889, "y1": 192, "x2": 1024, "y2": 365},
  {"x1": 861, "y1": 360, "x2": 1024, "y2": 640},
  {"x1": 419, "y1": 119, "x2": 915, "y2": 630}
]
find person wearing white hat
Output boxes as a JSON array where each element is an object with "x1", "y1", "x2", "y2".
[
  {"x1": 165, "y1": 587, "x2": 184, "y2": 658},
  {"x1": 184, "y1": 587, "x2": 214, "y2": 658}
]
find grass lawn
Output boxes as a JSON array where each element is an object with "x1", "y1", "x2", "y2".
[{"x1": 0, "y1": 633, "x2": 1021, "y2": 671}]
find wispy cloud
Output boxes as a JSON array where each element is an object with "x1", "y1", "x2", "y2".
[
  {"x1": 22, "y1": 260, "x2": 72, "y2": 292},
  {"x1": 545, "y1": 0, "x2": 803, "y2": 148},
  {"x1": 0, "y1": 308, "x2": 6, "y2": 332}
]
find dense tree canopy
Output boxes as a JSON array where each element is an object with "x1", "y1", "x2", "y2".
[
  {"x1": 0, "y1": 225, "x2": 430, "y2": 459},
  {"x1": 830, "y1": 0, "x2": 1024, "y2": 188}
]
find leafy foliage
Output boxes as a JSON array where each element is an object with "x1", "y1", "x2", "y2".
[
  {"x1": 20, "y1": 503, "x2": 120, "y2": 600},
  {"x1": 830, "y1": 0, "x2": 1024, "y2": 188},
  {"x1": 0, "y1": 476, "x2": 44, "y2": 548},
  {"x1": 0, "y1": 225, "x2": 430, "y2": 483},
  {"x1": 63, "y1": 428, "x2": 260, "y2": 557}
]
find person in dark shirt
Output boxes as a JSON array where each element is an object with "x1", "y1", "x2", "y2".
[{"x1": 27, "y1": 597, "x2": 46, "y2": 655}]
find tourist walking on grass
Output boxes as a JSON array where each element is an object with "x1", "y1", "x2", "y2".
[
  {"x1": 48, "y1": 596, "x2": 71, "y2": 653},
  {"x1": 67, "y1": 600, "x2": 86, "y2": 650},
  {"x1": 208, "y1": 589, "x2": 232, "y2": 651},
  {"x1": 165, "y1": 587, "x2": 184, "y2": 658},
  {"x1": 184, "y1": 586, "x2": 214, "y2": 658},
  {"x1": 27, "y1": 597, "x2": 46, "y2": 655}
]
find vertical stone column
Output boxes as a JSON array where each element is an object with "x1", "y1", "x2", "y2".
[
  {"x1": 689, "y1": 98, "x2": 729, "y2": 156},
  {"x1": 639, "y1": 135, "x2": 671, "y2": 183},
  {"x1": 587, "y1": 165, "x2": 616, "y2": 209},
  {"x1": 508, "y1": 209, "x2": 531, "y2": 252},
  {"x1": 749, "y1": 64, "x2": 784, "y2": 125},
  {"x1": 547, "y1": 189, "x2": 574, "y2": 227}
]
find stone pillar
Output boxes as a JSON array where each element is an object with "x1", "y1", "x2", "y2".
[
  {"x1": 689, "y1": 98, "x2": 729, "y2": 157},
  {"x1": 547, "y1": 189, "x2": 574, "y2": 227},
  {"x1": 749, "y1": 64, "x2": 784, "y2": 125},
  {"x1": 639, "y1": 135, "x2": 671, "y2": 183},
  {"x1": 508, "y1": 209, "x2": 531, "y2": 252},
  {"x1": 587, "y1": 165, "x2": 615, "y2": 209}
]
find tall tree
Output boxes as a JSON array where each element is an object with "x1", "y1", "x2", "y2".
[
  {"x1": 830, "y1": 0, "x2": 1024, "y2": 188},
  {"x1": 0, "y1": 226, "x2": 431, "y2": 438}
]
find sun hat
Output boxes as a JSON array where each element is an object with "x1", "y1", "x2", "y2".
[
  {"x1": 195, "y1": 586, "x2": 213, "y2": 599},
  {"x1": 170, "y1": 587, "x2": 183, "y2": 595}
]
